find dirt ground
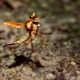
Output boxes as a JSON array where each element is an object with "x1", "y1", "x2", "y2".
[{"x1": 0, "y1": 8, "x2": 80, "y2": 80}]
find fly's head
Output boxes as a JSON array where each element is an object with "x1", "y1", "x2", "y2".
[{"x1": 30, "y1": 13, "x2": 38, "y2": 20}]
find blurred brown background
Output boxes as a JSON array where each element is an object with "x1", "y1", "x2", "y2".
[{"x1": 0, "y1": 0, "x2": 80, "y2": 80}]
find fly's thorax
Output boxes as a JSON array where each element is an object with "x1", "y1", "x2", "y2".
[
  {"x1": 27, "y1": 21, "x2": 32, "y2": 29},
  {"x1": 33, "y1": 21, "x2": 40, "y2": 28},
  {"x1": 25, "y1": 19, "x2": 40, "y2": 33},
  {"x1": 33, "y1": 24, "x2": 38, "y2": 30}
]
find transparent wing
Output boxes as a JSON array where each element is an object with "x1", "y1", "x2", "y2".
[{"x1": 4, "y1": 21, "x2": 25, "y2": 28}]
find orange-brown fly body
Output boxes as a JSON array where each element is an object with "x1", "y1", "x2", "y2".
[{"x1": 3, "y1": 13, "x2": 45, "y2": 53}]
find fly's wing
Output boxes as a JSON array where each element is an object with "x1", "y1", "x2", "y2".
[{"x1": 4, "y1": 21, "x2": 25, "y2": 28}]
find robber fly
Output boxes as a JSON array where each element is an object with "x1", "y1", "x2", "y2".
[{"x1": 3, "y1": 13, "x2": 46, "y2": 53}]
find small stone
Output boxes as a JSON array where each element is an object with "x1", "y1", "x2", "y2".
[
  {"x1": 71, "y1": 62, "x2": 76, "y2": 66},
  {"x1": 9, "y1": 68, "x2": 17, "y2": 73},
  {"x1": 46, "y1": 73, "x2": 56, "y2": 80}
]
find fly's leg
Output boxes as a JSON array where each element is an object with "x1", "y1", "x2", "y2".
[
  {"x1": 21, "y1": 38, "x2": 33, "y2": 57},
  {"x1": 22, "y1": 37, "x2": 34, "y2": 54},
  {"x1": 3, "y1": 42, "x2": 16, "y2": 47},
  {"x1": 21, "y1": 39, "x2": 31, "y2": 53},
  {"x1": 3, "y1": 34, "x2": 30, "y2": 47},
  {"x1": 36, "y1": 33, "x2": 45, "y2": 40},
  {"x1": 31, "y1": 38, "x2": 33, "y2": 53}
]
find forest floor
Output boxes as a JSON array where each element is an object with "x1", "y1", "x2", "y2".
[{"x1": 0, "y1": 7, "x2": 80, "y2": 80}]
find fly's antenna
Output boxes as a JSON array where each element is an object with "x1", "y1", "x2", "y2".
[
  {"x1": 35, "y1": 13, "x2": 48, "y2": 20},
  {"x1": 39, "y1": 13, "x2": 48, "y2": 19}
]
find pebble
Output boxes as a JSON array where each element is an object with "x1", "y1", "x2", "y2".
[
  {"x1": 9, "y1": 68, "x2": 17, "y2": 73},
  {"x1": 46, "y1": 73, "x2": 56, "y2": 80}
]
